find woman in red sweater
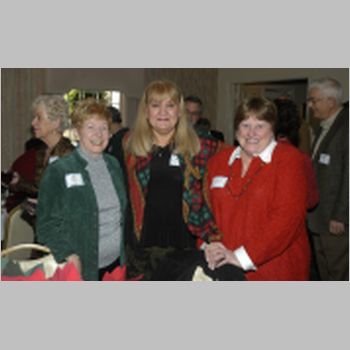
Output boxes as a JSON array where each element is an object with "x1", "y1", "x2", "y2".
[{"x1": 205, "y1": 97, "x2": 311, "y2": 280}]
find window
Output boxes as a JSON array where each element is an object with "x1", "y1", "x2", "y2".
[
  {"x1": 63, "y1": 89, "x2": 122, "y2": 144},
  {"x1": 64, "y1": 89, "x2": 121, "y2": 111}
]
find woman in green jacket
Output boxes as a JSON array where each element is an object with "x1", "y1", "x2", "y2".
[{"x1": 37, "y1": 99, "x2": 127, "y2": 281}]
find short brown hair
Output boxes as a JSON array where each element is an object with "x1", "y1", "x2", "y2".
[
  {"x1": 234, "y1": 97, "x2": 277, "y2": 132},
  {"x1": 71, "y1": 98, "x2": 112, "y2": 130}
]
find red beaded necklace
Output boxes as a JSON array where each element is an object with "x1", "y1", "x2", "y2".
[{"x1": 225, "y1": 158, "x2": 265, "y2": 200}]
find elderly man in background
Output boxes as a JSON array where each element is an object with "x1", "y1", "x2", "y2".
[{"x1": 307, "y1": 77, "x2": 349, "y2": 281}]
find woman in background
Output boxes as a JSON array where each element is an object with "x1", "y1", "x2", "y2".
[
  {"x1": 274, "y1": 98, "x2": 319, "y2": 210},
  {"x1": 8, "y1": 95, "x2": 74, "y2": 226}
]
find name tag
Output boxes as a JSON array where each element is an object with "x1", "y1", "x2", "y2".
[
  {"x1": 169, "y1": 154, "x2": 180, "y2": 167},
  {"x1": 319, "y1": 153, "x2": 331, "y2": 165},
  {"x1": 211, "y1": 176, "x2": 228, "y2": 189},
  {"x1": 49, "y1": 156, "x2": 59, "y2": 164},
  {"x1": 65, "y1": 173, "x2": 85, "y2": 188}
]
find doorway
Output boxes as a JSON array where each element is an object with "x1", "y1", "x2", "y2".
[{"x1": 231, "y1": 79, "x2": 313, "y2": 153}]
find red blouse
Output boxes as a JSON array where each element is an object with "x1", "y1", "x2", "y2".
[{"x1": 207, "y1": 142, "x2": 311, "y2": 281}]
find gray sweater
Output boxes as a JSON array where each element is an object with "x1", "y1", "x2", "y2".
[{"x1": 78, "y1": 147, "x2": 122, "y2": 268}]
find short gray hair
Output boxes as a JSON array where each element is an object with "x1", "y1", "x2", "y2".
[
  {"x1": 308, "y1": 77, "x2": 343, "y2": 106},
  {"x1": 32, "y1": 94, "x2": 70, "y2": 132}
]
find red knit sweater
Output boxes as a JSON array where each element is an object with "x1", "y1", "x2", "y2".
[{"x1": 207, "y1": 142, "x2": 311, "y2": 281}]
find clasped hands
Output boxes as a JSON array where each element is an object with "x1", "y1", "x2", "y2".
[{"x1": 204, "y1": 242, "x2": 241, "y2": 270}]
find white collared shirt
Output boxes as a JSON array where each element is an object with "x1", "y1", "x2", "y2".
[{"x1": 228, "y1": 139, "x2": 277, "y2": 166}]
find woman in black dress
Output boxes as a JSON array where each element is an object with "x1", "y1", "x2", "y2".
[{"x1": 123, "y1": 80, "x2": 244, "y2": 281}]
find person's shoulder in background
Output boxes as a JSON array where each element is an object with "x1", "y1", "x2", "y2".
[{"x1": 210, "y1": 129, "x2": 225, "y2": 142}]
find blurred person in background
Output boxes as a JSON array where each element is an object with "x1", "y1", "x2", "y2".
[
  {"x1": 274, "y1": 98, "x2": 320, "y2": 280},
  {"x1": 185, "y1": 95, "x2": 225, "y2": 142},
  {"x1": 7, "y1": 94, "x2": 74, "y2": 227},
  {"x1": 307, "y1": 77, "x2": 348, "y2": 281}
]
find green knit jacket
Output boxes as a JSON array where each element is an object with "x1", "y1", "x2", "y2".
[{"x1": 36, "y1": 149, "x2": 127, "y2": 281}]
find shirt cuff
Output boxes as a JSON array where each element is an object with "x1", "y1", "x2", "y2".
[
  {"x1": 233, "y1": 246, "x2": 257, "y2": 271},
  {"x1": 199, "y1": 242, "x2": 207, "y2": 250}
]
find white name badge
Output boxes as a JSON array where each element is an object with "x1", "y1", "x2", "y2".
[
  {"x1": 65, "y1": 173, "x2": 85, "y2": 188},
  {"x1": 169, "y1": 154, "x2": 180, "y2": 167},
  {"x1": 49, "y1": 156, "x2": 59, "y2": 164},
  {"x1": 211, "y1": 176, "x2": 228, "y2": 189},
  {"x1": 319, "y1": 153, "x2": 331, "y2": 165}
]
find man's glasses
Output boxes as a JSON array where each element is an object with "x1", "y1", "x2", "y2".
[{"x1": 306, "y1": 97, "x2": 328, "y2": 104}]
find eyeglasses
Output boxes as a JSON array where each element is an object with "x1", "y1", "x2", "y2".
[{"x1": 306, "y1": 97, "x2": 328, "y2": 104}]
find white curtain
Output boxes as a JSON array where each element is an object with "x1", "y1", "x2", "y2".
[{"x1": 1, "y1": 68, "x2": 46, "y2": 170}]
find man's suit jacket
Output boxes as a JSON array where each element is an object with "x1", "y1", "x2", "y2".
[{"x1": 308, "y1": 107, "x2": 349, "y2": 233}]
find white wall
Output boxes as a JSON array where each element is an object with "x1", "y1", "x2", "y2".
[{"x1": 217, "y1": 68, "x2": 349, "y2": 144}]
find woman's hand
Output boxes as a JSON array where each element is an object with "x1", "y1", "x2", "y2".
[
  {"x1": 204, "y1": 242, "x2": 228, "y2": 270},
  {"x1": 204, "y1": 242, "x2": 242, "y2": 270},
  {"x1": 329, "y1": 220, "x2": 345, "y2": 235},
  {"x1": 66, "y1": 254, "x2": 82, "y2": 274},
  {"x1": 8, "y1": 171, "x2": 20, "y2": 192},
  {"x1": 26, "y1": 197, "x2": 38, "y2": 215},
  {"x1": 10, "y1": 172, "x2": 20, "y2": 186}
]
